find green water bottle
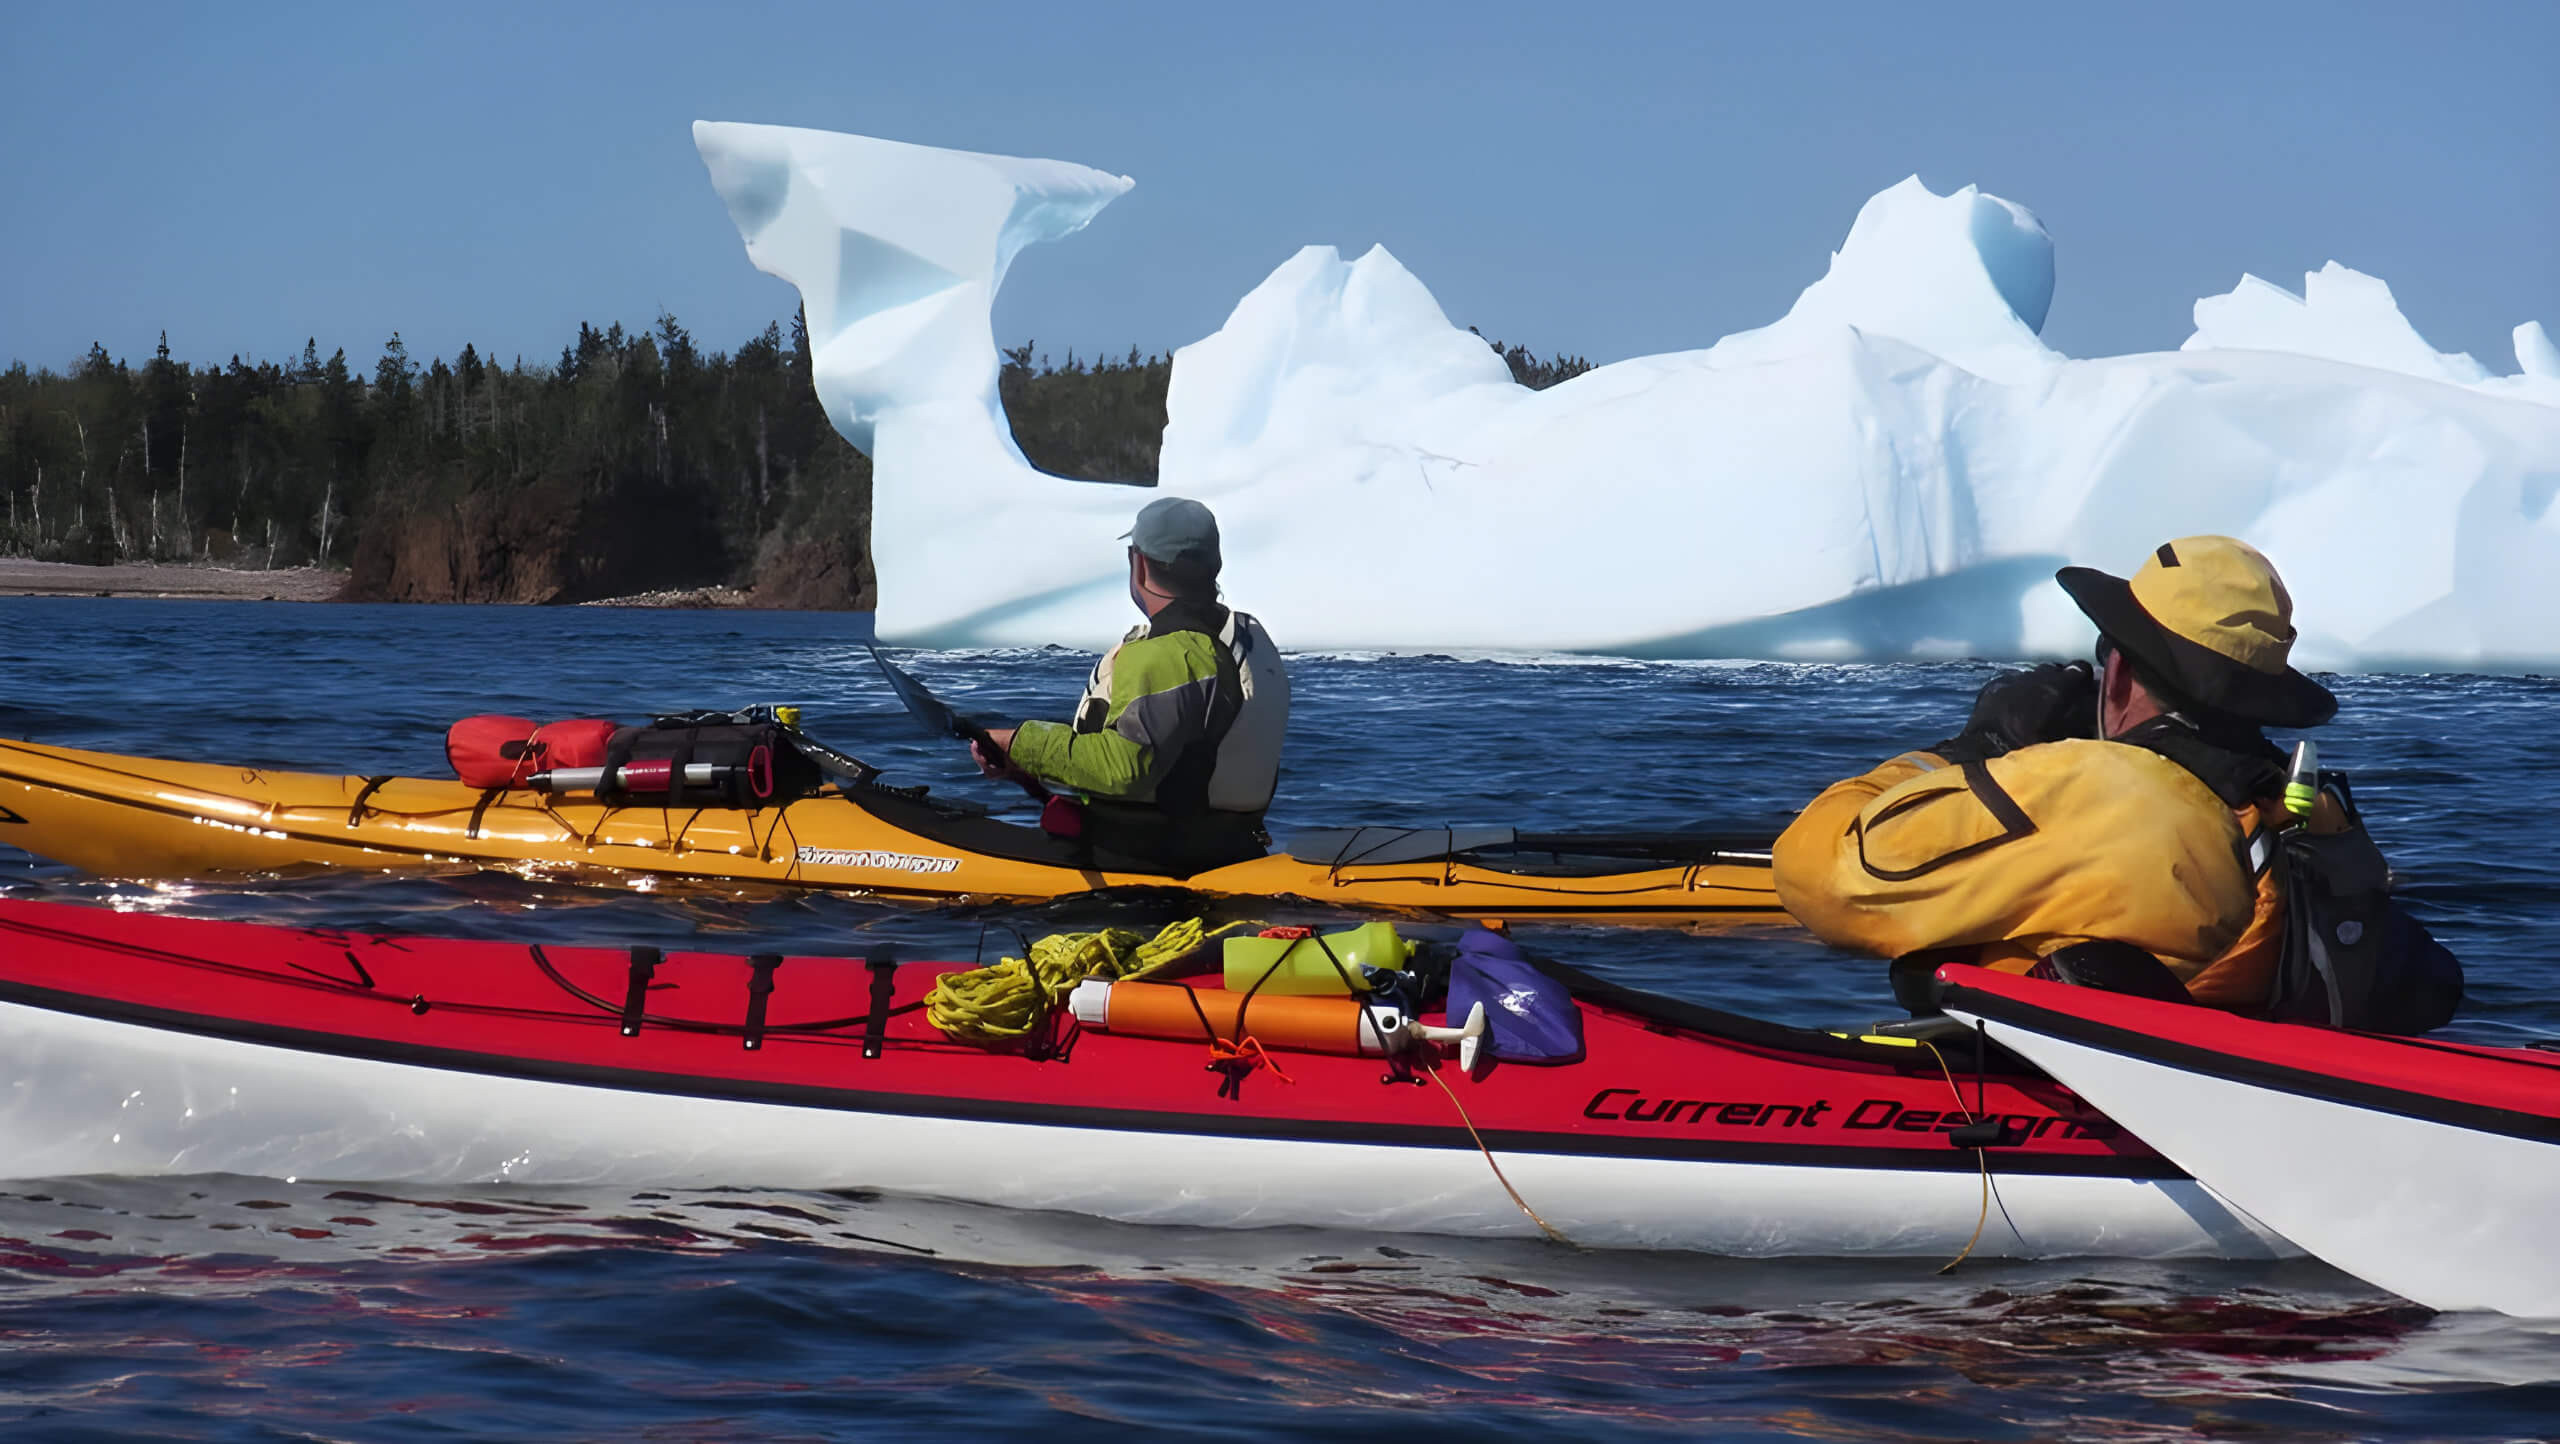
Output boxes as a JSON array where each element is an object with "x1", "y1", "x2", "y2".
[
  {"x1": 1221, "y1": 922, "x2": 1410, "y2": 996},
  {"x1": 2283, "y1": 739, "x2": 2320, "y2": 820}
]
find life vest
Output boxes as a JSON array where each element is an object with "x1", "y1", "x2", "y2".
[
  {"x1": 2180, "y1": 801, "x2": 2287, "y2": 1007},
  {"x1": 2093, "y1": 786, "x2": 2461, "y2": 1033},
  {"x1": 1070, "y1": 604, "x2": 1288, "y2": 817}
]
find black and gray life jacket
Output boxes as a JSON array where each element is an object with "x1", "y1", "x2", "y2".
[{"x1": 1070, "y1": 603, "x2": 1288, "y2": 818}]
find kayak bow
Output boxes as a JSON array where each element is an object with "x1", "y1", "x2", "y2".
[{"x1": 1939, "y1": 965, "x2": 2560, "y2": 1317}]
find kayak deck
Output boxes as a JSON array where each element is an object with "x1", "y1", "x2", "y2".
[
  {"x1": 0, "y1": 900, "x2": 2288, "y2": 1258},
  {"x1": 0, "y1": 737, "x2": 1783, "y2": 924}
]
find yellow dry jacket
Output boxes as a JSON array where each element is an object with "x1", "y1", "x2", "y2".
[{"x1": 1773, "y1": 739, "x2": 2269, "y2": 978}]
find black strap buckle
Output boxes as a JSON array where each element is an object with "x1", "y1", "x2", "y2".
[
  {"x1": 862, "y1": 950, "x2": 897, "y2": 1059},
  {"x1": 465, "y1": 788, "x2": 502, "y2": 841},
  {"x1": 742, "y1": 953, "x2": 782, "y2": 1051},
  {"x1": 348, "y1": 775, "x2": 393, "y2": 829},
  {"x1": 619, "y1": 946, "x2": 661, "y2": 1037},
  {"x1": 1946, "y1": 1117, "x2": 2027, "y2": 1149}
]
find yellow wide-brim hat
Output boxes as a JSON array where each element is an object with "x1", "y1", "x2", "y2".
[{"x1": 2056, "y1": 536, "x2": 2336, "y2": 729}]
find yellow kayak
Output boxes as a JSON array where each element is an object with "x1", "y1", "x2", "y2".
[{"x1": 0, "y1": 738, "x2": 1782, "y2": 926}]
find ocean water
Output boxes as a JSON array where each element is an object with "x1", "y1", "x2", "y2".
[{"x1": 1, "y1": 597, "x2": 2556, "y2": 1440}]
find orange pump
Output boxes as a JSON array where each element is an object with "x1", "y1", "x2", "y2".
[{"x1": 1068, "y1": 979, "x2": 1395, "y2": 1056}]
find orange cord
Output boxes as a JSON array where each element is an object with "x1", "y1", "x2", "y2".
[
  {"x1": 1422, "y1": 1060, "x2": 1572, "y2": 1247},
  {"x1": 1919, "y1": 1037, "x2": 1992, "y2": 1274},
  {"x1": 1206, "y1": 1034, "x2": 1294, "y2": 1083}
]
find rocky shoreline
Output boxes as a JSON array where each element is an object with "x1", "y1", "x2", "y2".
[
  {"x1": 575, "y1": 585, "x2": 754, "y2": 609},
  {"x1": 0, "y1": 559, "x2": 344, "y2": 602},
  {"x1": 0, "y1": 559, "x2": 811, "y2": 610}
]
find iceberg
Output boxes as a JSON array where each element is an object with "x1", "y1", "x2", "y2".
[
  {"x1": 694, "y1": 122, "x2": 2560, "y2": 667},
  {"x1": 691, "y1": 122, "x2": 1145, "y2": 639}
]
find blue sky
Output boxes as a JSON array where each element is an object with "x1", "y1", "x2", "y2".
[{"x1": 3, "y1": 1, "x2": 2552, "y2": 377}]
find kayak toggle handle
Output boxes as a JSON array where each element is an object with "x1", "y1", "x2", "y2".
[{"x1": 1386, "y1": 1001, "x2": 1489, "y2": 1071}]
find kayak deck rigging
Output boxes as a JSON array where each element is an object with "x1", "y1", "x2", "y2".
[
  {"x1": 0, "y1": 898, "x2": 2292, "y2": 1259},
  {"x1": 0, "y1": 736, "x2": 1786, "y2": 925}
]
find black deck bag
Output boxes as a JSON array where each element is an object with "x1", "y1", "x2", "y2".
[
  {"x1": 2268, "y1": 778, "x2": 2464, "y2": 1035},
  {"x1": 602, "y1": 720, "x2": 823, "y2": 810}
]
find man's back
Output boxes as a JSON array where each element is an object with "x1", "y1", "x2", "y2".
[
  {"x1": 1015, "y1": 602, "x2": 1287, "y2": 816},
  {"x1": 1775, "y1": 737, "x2": 2257, "y2": 971}
]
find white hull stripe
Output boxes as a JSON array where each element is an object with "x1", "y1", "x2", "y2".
[{"x1": 0, "y1": 1001, "x2": 2301, "y2": 1260}]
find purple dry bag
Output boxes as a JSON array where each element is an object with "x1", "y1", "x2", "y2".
[{"x1": 1444, "y1": 929, "x2": 1584, "y2": 1064}]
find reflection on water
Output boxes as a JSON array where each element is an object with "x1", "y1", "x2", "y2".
[
  {"x1": 2, "y1": 599, "x2": 2557, "y2": 1435},
  {"x1": 5, "y1": 1177, "x2": 2539, "y2": 1433},
  {"x1": 7, "y1": 1176, "x2": 2551, "y2": 1440}
]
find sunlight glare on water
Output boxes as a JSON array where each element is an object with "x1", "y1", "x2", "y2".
[{"x1": 1, "y1": 597, "x2": 2555, "y2": 1437}]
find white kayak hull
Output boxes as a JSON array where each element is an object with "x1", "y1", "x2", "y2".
[
  {"x1": 0, "y1": 1000, "x2": 2294, "y2": 1261},
  {"x1": 1946, "y1": 1007, "x2": 2560, "y2": 1315}
]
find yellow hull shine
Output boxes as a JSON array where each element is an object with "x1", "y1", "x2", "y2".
[{"x1": 0, "y1": 739, "x2": 1783, "y2": 926}]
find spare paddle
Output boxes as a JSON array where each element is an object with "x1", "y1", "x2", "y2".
[{"x1": 866, "y1": 645, "x2": 1048, "y2": 800}]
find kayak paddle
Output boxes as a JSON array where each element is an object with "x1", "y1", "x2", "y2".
[{"x1": 866, "y1": 645, "x2": 1049, "y2": 800}]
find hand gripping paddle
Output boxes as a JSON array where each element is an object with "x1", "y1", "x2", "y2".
[{"x1": 866, "y1": 645, "x2": 1049, "y2": 801}]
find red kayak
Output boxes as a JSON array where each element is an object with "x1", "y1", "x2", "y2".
[
  {"x1": 1938, "y1": 965, "x2": 2560, "y2": 1316},
  {"x1": 0, "y1": 899, "x2": 2292, "y2": 1259}
]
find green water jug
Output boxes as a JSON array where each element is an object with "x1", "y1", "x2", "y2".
[{"x1": 1221, "y1": 922, "x2": 1410, "y2": 996}]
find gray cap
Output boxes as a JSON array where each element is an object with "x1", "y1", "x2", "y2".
[{"x1": 1121, "y1": 496, "x2": 1222, "y2": 574}]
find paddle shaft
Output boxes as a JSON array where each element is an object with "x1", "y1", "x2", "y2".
[
  {"x1": 869, "y1": 644, "x2": 1049, "y2": 801},
  {"x1": 957, "y1": 719, "x2": 1050, "y2": 802}
]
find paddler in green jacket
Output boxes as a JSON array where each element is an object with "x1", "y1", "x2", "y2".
[{"x1": 974, "y1": 496, "x2": 1289, "y2": 872}]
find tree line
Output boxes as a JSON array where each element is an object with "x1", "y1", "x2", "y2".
[
  {"x1": 0, "y1": 321, "x2": 1595, "y2": 602},
  {"x1": 0, "y1": 316, "x2": 869, "y2": 602}
]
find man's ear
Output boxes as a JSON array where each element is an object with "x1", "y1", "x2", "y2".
[
  {"x1": 2098, "y1": 652, "x2": 2143, "y2": 737},
  {"x1": 2101, "y1": 654, "x2": 2136, "y2": 707}
]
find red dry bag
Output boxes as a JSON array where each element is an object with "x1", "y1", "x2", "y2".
[
  {"x1": 446, "y1": 715, "x2": 620, "y2": 789},
  {"x1": 447, "y1": 715, "x2": 536, "y2": 788},
  {"x1": 526, "y1": 718, "x2": 616, "y2": 771}
]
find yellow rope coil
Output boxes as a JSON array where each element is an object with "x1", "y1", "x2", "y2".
[{"x1": 925, "y1": 917, "x2": 1240, "y2": 1043}]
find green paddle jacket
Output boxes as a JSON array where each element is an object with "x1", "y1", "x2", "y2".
[{"x1": 1009, "y1": 600, "x2": 1287, "y2": 818}]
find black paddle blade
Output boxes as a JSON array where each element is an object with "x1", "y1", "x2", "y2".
[
  {"x1": 866, "y1": 644, "x2": 1048, "y2": 802},
  {"x1": 867, "y1": 644, "x2": 967, "y2": 741}
]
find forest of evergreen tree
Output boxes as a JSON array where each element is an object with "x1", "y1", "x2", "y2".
[{"x1": 0, "y1": 319, "x2": 1590, "y2": 606}]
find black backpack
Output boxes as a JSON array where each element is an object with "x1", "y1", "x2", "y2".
[{"x1": 2267, "y1": 776, "x2": 2464, "y2": 1035}]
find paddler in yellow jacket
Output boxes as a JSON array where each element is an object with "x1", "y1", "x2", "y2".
[{"x1": 1774, "y1": 536, "x2": 2338, "y2": 1009}]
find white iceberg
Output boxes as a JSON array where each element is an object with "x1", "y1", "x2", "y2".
[{"x1": 694, "y1": 121, "x2": 2560, "y2": 668}]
